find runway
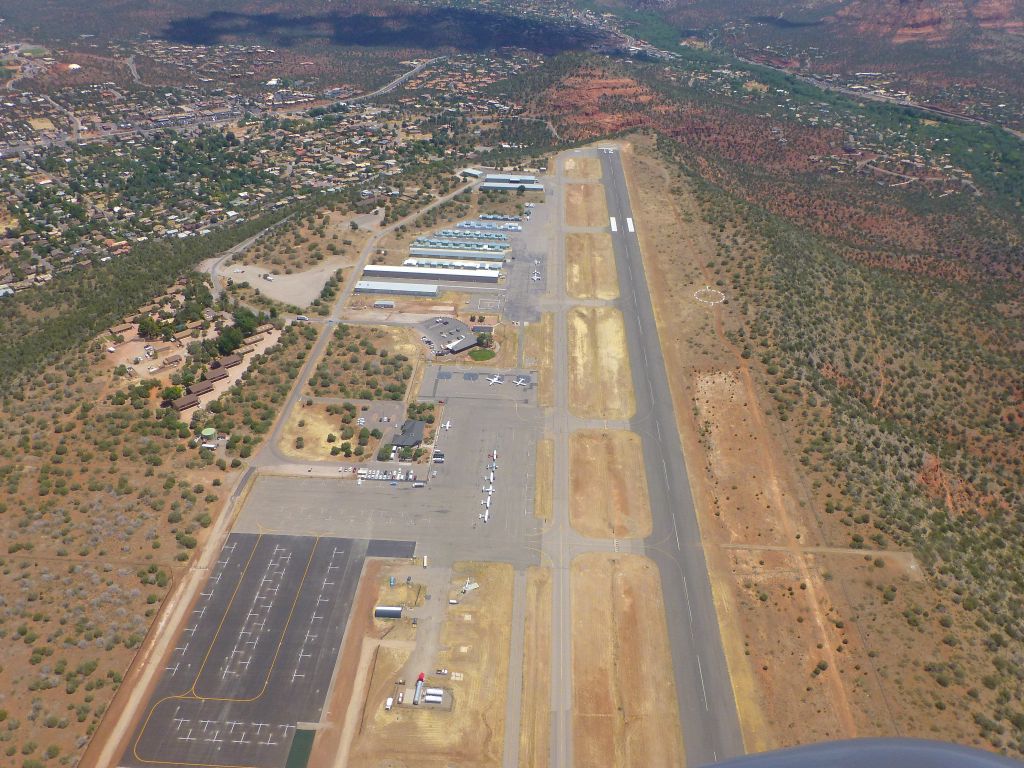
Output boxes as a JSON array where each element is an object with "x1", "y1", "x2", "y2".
[{"x1": 597, "y1": 147, "x2": 746, "y2": 764}]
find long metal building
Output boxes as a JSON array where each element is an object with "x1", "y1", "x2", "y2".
[
  {"x1": 436, "y1": 229, "x2": 509, "y2": 241},
  {"x1": 483, "y1": 174, "x2": 538, "y2": 184},
  {"x1": 480, "y1": 181, "x2": 545, "y2": 192},
  {"x1": 404, "y1": 258, "x2": 501, "y2": 270},
  {"x1": 409, "y1": 247, "x2": 506, "y2": 261},
  {"x1": 355, "y1": 280, "x2": 440, "y2": 296},
  {"x1": 413, "y1": 238, "x2": 508, "y2": 253},
  {"x1": 457, "y1": 220, "x2": 522, "y2": 232},
  {"x1": 362, "y1": 265, "x2": 500, "y2": 284}
]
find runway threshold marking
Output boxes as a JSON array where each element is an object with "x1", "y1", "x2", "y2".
[
  {"x1": 626, "y1": 218, "x2": 635, "y2": 233},
  {"x1": 609, "y1": 216, "x2": 618, "y2": 232}
]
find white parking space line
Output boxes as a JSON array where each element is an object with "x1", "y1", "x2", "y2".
[
  {"x1": 609, "y1": 216, "x2": 617, "y2": 232},
  {"x1": 626, "y1": 217, "x2": 635, "y2": 233}
]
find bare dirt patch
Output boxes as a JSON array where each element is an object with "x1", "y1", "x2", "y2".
[
  {"x1": 565, "y1": 183, "x2": 609, "y2": 229},
  {"x1": 347, "y1": 561, "x2": 513, "y2": 768},
  {"x1": 534, "y1": 438, "x2": 554, "y2": 524},
  {"x1": 569, "y1": 430, "x2": 651, "y2": 539},
  {"x1": 346, "y1": 291, "x2": 474, "y2": 321},
  {"x1": 571, "y1": 554, "x2": 684, "y2": 768},
  {"x1": 567, "y1": 307, "x2": 635, "y2": 420},
  {"x1": 563, "y1": 156, "x2": 602, "y2": 181},
  {"x1": 28, "y1": 116, "x2": 56, "y2": 131},
  {"x1": 227, "y1": 261, "x2": 350, "y2": 309},
  {"x1": 519, "y1": 566, "x2": 552, "y2": 768},
  {"x1": 523, "y1": 313, "x2": 554, "y2": 407},
  {"x1": 566, "y1": 232, "x2": 619, "y2": 300},
  {"x1": 278, "y1": 402, "x2": 381, "y2": 463}
]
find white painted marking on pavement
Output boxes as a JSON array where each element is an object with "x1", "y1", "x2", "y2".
[
  {"x1": 672, "y1": 513, "x2": 681, "y2": 550},
  {"x1": 683, "y1": 576, "x2": 694, "y2": 625},
  {"x1": 626, "y1": 217, "x2": 635, "y2": 233},
  {"x1": 609, "y1": 216, "x2": 617, "y2": 232},
  {"x1": 697, "y1": 655, "x2": 709, "y2": 710}
]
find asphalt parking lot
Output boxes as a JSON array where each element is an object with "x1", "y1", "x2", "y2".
[
  {"x1": 121, "y1": 533, "x2": 413, "y2": 768},
  {"x1": 421, "y1": 364, "x2": 538, "y2": 405},
  {"x1": 236, "y1": 372, "x2": 545, "y2": 568},
  {"x1": 418, "y1": 316, "x2": 472, "y2": 352}
]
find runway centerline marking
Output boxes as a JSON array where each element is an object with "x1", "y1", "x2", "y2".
[{"x1": 697, "y1": 655, "x2": 709, "y2": 711}]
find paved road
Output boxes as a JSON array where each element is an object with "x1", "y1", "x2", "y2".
[
  {"x1": 204, "y1": 214, "x2": 296, "y2": 301},
  {"x1": 596, "y1": 147, "x2": 746, "y2": 764},
  {"x1": 255, "y1": 178, "x2": 475, "y2": 468},
  {"x1": 348, "y1": 57, "x2": 445, "y2": 103}
]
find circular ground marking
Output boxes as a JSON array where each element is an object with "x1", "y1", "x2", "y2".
[{"x1": 694, "y1": 286, "x2": 726, "y2": 305}]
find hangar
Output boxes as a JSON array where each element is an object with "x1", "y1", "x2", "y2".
[
  {"x1": 354, "y1": 280, "x2": 440, "y2": 297},
  {"x1": 404, "y1": 258, "x2": 501, "y2": 271},
  {"x1": 362, "y1": 265, "x2": 500, "y2": 284},
  {"x1": 409, "y1": 247, "x2": 506, "y2": 261}
]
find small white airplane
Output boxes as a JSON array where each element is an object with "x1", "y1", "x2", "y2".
[
  {"x1": 530, "y1": 271, "x2": 541, "y2": 282},
  {"x1": 482, "y1": 485, "x2": 494, "y2": 494},
  {"x1": 441, "y1": 420, "x2": 452, "y2": 430},
  {"x1": 513, "y1": 377, "x2": 529, "y2": 387},
  {"x1": 485, "y1": 375, "x2": 504, "y2": 386}
]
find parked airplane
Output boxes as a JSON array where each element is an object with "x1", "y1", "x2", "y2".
[
  {"x1": 485, "y1": 375, "x2": 504, "y2": 385},
  {"x1": 531, "y1": 271, "x2": 541, "y2": 282},
  {"x1": 513, "y1": 377, "x2": 529, "y2": 387},
  {"x1": 441, "y1": 420, "x2": 452, "y2": 430},
  {"x1": 482, "y1": 485, "x2": 494, "y2": 494}
]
